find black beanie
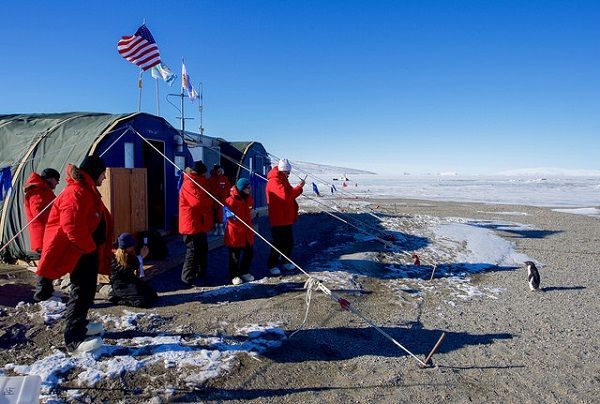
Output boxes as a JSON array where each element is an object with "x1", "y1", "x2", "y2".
[
  {"x1": 41, "y1": 168, "x2": 60, "y2": 181},
  {"x1": 193, "y1": 161, "x2": 207, "y2": 175},
  {"x1": 80, "y1": 155, "x2": 106, "y2": 181}
]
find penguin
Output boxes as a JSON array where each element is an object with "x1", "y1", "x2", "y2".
[{"x1": 524, "y1": 261, "x2": 541, "y2": 291}]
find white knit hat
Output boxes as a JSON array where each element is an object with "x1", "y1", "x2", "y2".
[{"x1": 278, "y1": 158, "x2": 292, "y2": 172}]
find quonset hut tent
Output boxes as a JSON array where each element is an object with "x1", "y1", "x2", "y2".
[
  {"x1": 0, "y1": 112, "x2": 193, "y2": 261},
  {"x1": 186, "y1": 133, "x2": 271, "y2": 209},
  {"x1": 220, "y1": 141, "x2": 270, "y2": 209}
]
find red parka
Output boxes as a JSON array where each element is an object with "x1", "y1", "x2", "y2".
[
  {"x1": 36, "y1": 165, "x2": 114, "y2": 280},
  {"x1": 23, "y1": 172, "x2": 56, "y2": 252},
  {"x1": 265, "y1": 166, "x2": 303, "y2": 226},
  {"x1": 208, "y1": 172, "x2": 231, "y2": 202},
  {"x1": 179, "y1": 168, "x2": 214, "y2": 234},
  {"x1": 224, "y1": 186, "x2": 254, "y2": 248},
  {"x1": 208, "y1": 172, "x2": 231, "y2": 222}
]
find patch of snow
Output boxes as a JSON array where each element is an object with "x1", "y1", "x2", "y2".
[
  {"x1": 445, "y1": 276, "x2": 504, "y2": 300},
  {"x1": 8, "y1": 314, "x2": 288, "y2": 394},
  {"x1": 373, "y1": 215, "x2": 531, "y2": 304},
  {"x1": 478, "y1": 211, "x2": 528, "y2": 216},
  {"x1": 433, "y1": 222, "x2": 532, "y2": 266},
  {"x1": 311, "y1": 270, "x2": 363, "y2": 292},
  {"x1": 98, "y1": 310, "x2": 146, "y2": 331},
  {"x1": 552, "y1": 207, "x2": 600, "y2": 218},
  {"x1": 38, "y1": 297, "x2": 66, "y2": 325},
  {"x1": 7, "y1": 351, "x2": 78, "y2": 393}
]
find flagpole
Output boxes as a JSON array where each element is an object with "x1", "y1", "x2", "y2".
[
  {"x1": 155, "y1": 77, "x2": 160, "y2": 116},
  {"x1": 181, "y1": 58, "x2": 185, "y2": 135},
  {"x1": 138, "y1": 70, "x2": 143, "y2": 112}
]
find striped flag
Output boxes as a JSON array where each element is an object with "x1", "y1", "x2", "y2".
[
  {"x1": 182, "y1": 62, "x2": 199, "y2": 100},
  {"x1": 151, "y1": 63, "x2": 176, "y2": 85},
  {"x1": 117, "y1": 25, "x2": 161, "y2": 71}
]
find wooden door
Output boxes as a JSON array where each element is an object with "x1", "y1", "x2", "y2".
[{"x1": 98, "y1": 168, "x2": 148, "y2": 237}]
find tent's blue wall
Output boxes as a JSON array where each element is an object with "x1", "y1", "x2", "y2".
[
  {"x1": 94, "y1": 114, "x2": 192, "y2": 232},
  {"x1": 238, "y1": 143, "x2": 270, "y2": 209}
]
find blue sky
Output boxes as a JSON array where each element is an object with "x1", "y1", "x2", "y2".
[{"x1": 1, "y1": 1, "x2": 598, "y2": 174}]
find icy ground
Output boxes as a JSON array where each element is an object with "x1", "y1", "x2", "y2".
[
  {"x1": 306, "y1": 173, "x2": 600, "y2": 209},
  {"x1": 5, "y1": 308, "x2": 287, "y2": 402},
  {"x1": 304, "y1": 214, "x2": 534, "y2": 307},
  {"x1": 4, "y1": 211, "x2": 537, "y2": 402},
  {"x1": 552, "y1": 207, "x2": 600, "y2": 218}
]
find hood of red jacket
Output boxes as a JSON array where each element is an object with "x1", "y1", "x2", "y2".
[
  {"x1": 65, "y1": 164, "x2": 100, "y2": 193},
  {"x1": 23, "y1": 172, "x2": 48, "y2": 193}
]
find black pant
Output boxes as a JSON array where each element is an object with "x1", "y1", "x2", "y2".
[
  {"x1": 110, "y1": 278, "x2": 158, "y2": 308},
  {"x1": 267, "y1": 225, "x2": 293, "y2": 268},
  {"x1": 64, "y1": 251, "x2": 98, "y2": 350},
  {"x1": 181, "y1": 233, "x2": 208, "y2": 284},
  {"x1": 34, "y1": 276, "x2": 54, "y2": 302},
  {"x1": 228, "y1": 245, "x2": 254, "y2": 278}
]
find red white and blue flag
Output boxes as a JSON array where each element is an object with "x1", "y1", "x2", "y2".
[{"x1": 117, "y1": 25, "x2": 161, "y2": 71}]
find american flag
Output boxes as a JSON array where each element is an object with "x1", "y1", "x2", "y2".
[{"x1": 117, "y1": 25, "x2": 161, "y2": 71}]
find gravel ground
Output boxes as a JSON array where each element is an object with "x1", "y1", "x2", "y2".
[{"x1": 1, "y1": 198, "x2": 598, "y2": 403}]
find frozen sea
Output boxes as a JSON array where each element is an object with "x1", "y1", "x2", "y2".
[{"x1": 320, "y1": 175, "x2": 600, "y2": 208}]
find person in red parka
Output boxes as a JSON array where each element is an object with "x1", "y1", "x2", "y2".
[
  {"x1": 265, "y1": 158, "x2": 304, "y2": 275},
  {"x1": 179, "y1": 161, "x2": 214, "y2": 286},
  {"x1": 224, "y1": 178, "x2": 255, "y2": 285},
  {"x1": 24, "y1": 168, "x2": 60, "y2": 253},
  {"x1": 208, "y1": 164, "x2": 231, "y2": 236},
  {"x1": 36, "y1": 155, "x2": 114, "y2": 354},
  {"x1": 23, "y1": 168, "x2": 60, "y2": 302}
]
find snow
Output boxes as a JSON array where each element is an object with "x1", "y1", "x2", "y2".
[
  {"x1": 97, "y1": 310, "x2": 151, "y2": 331},
  {"x1": 305, "y1": 174, "x2": 600, "y2": 207},
  {"x1": 433, "y1": 222, "x2": 532, "y2": 267},
  {"x1": 552, "y1": 207, "x2": 600, "y2": 218},
  {"x1": 478, "y1": 211, "x2": 528, "y2": 216},
  {"x1": 373, "y1": 215, "x2": 533, "y2": 304},
  {"x1": 5, "y1": 312, "x2": 288, "y2": 394},
  {"x1": 37, "y1": 297, "x2": 66, "y2": 325},
  {"x1": 496, "y1": 167, "x2": 600, "y2": 177}
]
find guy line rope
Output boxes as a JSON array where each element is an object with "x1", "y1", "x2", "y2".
[
  {"x1": 218, "y1": 152, "x2": 394, "y2": 248},
  {"x1": 136, "y1": 129, "x2": 443, "y2": 367},
  {"x1": 0, "y1": 125, "x2": 444, "y2": 367},
  {"x1": 266, "y1": 152, "x2": 399, "y2": 219},
  {"x1": 220, "y1": 151, "x2": 440, "y2": 278}
]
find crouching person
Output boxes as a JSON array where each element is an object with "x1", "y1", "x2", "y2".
[
  {"x1": 224, "y1": 178, "x2": 255, "y2": 285},
  {"x1": 109, "y1": 233, "x2": 158, "y2": 308},
  {"x1": 36, "y1": 155, "x2": 113, "y2": 354}
]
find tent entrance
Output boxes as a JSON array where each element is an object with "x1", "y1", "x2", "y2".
[{"x1": 143, "y1": 140, "x2": 165, "y2": 230}]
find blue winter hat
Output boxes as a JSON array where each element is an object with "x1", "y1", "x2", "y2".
[
  {"x1": 117, "y1": 233, "x2": 136, "y2": 249},
  {"x1": 236, "y1": 178, "x2": 250, "y2": 191}
]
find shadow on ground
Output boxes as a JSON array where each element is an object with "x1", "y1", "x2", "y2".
[
  {"x1": 263, "y1": 326, "x2": 512, "y2": 363},
  {"x1": 468, "y1": 222, "x2": 562, "y2": 239},
  {"x1": 542, "y1": 285, "x2": 586, "y2": 292},
  {"x1": 0, "y1": 283, "x2": 36, "y2": 306},
  {"x1": 318, "y1": 256, "x2": 519, "y2": 281}
]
